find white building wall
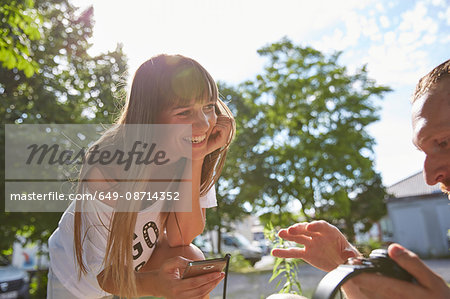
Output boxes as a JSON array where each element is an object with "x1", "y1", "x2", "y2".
[{"x1": 388, "y1": 197, "x2": 449, "y2": 257}]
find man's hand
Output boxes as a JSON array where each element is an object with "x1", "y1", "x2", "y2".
[
  {"x1": 272, "y1": 220, "x2": 360, "y2": 272},
  {"x1": 154, "y1": 256, "x2": 224, "y2": 299},
  {"x1": 349, "y1": 243, "x2": 450, "y2": 299}
]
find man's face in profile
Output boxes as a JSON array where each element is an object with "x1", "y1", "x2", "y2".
[{"x1": 412, "y1": 77, "x2": 450, "y2": 198}]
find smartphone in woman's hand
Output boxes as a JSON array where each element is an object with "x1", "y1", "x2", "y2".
[{"x1": 182, "y1": 256, "x2": 229, "y2": 279}]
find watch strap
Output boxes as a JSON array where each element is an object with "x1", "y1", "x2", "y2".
[{"x1": 312, "y1": 265, "x2": 369, "y2": 299}]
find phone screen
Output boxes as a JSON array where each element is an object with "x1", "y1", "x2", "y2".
[{"x1": 182, "y1": 256, "x2": 229, "y2": 279}]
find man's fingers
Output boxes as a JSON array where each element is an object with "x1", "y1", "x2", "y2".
[
  {"x1": 278, "y1": 228, "x2": 311, "y2": 244},
  {"x1": 388, "y1": 243, "x2": 442, "y2": 288},
  {"x1": 287, "y1": 222, "x2": 308, "y2": 233},
  {"x1": 306, "y1": 220, "x2": 333, "y2": 233},
  {"x1": 352, "y1": 273, "x2": 427, "y2": 299},
  {"x1": 271, "y1": 247, "x2": 305, "y2": 259},
  {"x1": 278, "y1": 228, "x2": 288, "y2": 236},
  {"x1": 278, "y1": 233, "x2": 311, "y2": 245},
  {"x1": 287, "y1": 223, "x2": 320, "y2": 237}
]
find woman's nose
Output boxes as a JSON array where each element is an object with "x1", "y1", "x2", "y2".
[{"x1": 192, "y1": 111, "x2": 210, "y2": 131}]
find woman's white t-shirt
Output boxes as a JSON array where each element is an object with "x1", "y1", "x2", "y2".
[{"x1": 48, "y1": 187, "x2": 217, "y2": 298}]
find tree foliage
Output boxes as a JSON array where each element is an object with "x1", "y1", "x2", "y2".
[
  {"x1": 0, "y1": 0, "x2": 42, "y2": 77},
  {"x1": 203, "y1": 82, "x2": 259, "y2": 251},
  {"x1": 0, "y1": 0, "x2": 127, "y2": 253}
]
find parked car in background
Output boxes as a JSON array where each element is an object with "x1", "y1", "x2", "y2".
[
  {"x1": 194, "y1": 232, "x2": 264, "y2": 266},
  {"x1": 0, "y1": 256, "x2": 29, "y2": 299},
  {"x1": 193, "y1": 235, "x2": 214, "y2": 257},
  {"x1": 251, "y1": 229, "x2": 272, "y2": 255},
  {"x1": 221, "y1": 233, "x2": 263, "y2": 266}
]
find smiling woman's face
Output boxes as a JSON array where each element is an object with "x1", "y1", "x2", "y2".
[
  {"x1": 412, "y1": 77, "x2": 450, "y2": 196},
  {"x1": 156, "y1": 99, "x2": 217, "y2": 161}
]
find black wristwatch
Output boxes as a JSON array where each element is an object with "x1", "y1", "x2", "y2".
[{"x1": 312, "y1": 249, "x2": 416, "y2": 299}]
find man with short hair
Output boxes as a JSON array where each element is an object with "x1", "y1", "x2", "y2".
[
  {"x1": 270, "y1": 59, "x2": 450, "y2": 299},
  {"x1": 412, "y1": 60, "x2": 450, "y2": 195}
]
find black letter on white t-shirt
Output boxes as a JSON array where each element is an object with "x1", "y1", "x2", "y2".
[
  {"x1": 135, "y1": 261, "x2": 145, "y2": 272},
  {"x1": 143, "y1": 221, "x2": 159, "y2": 249},
  {"x1": 132, "y1": 233, "x2": 143, "y2": 260}
]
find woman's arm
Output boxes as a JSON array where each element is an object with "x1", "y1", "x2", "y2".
[
  {"x1": 165, "y1": 115, "x2": 233, "y2": 247},
  {"x1": 97, "y1": 267, "x2": 162, "y2": 296},
  {"x1": 166, "y1": 159, "x2": 206, "y2": 247}
]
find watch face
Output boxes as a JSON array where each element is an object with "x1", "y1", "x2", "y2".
[
  {"x1": 346, "y1": 257, "x2": 364, "y2": 265},
  {"x1": 369, "y1": 248, "x2": 389, "y2": 259},
  {"x1": 345, "y1": 257, "x2": 376, "y2": 268}
]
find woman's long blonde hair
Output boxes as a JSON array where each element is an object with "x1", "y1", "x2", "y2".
[{"x1": 74, "y1": 54, "x2": 235, "y2": 298}]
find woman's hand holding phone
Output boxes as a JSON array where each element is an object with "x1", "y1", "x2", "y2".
[{"x1": 154, "y1": 256, "x2": 224, "y2": 299}]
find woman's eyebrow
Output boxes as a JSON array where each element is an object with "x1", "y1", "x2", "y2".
[
  {"x1": 172, "y1": 104, "x2": 192, "y2": 110},
  {"x1": 172, "y1": 100, "x2": 215, "y2": 110}
]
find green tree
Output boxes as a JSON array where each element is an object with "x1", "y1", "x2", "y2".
[
  {"x1": 240, "y1": 38, "x2": 391, "y2": 241},
  {"x1": 1, "y1": 1, "x2": 127, "y2": 296},
  {"x1": 205, "y1": 82, "x2": 261, "y2": 252},
  {"x1": 0, "y1": 0, "x2": 41, "y2": 77},
  {"x1": 347, "y1": 173, "x2": 387, "y2": 240},
  {"x1": 0, "y1": 0, "x2": 127, "y2": 253}
]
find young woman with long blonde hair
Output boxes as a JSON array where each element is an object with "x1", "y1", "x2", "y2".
[{"x1": 47, "y1": 54, "x2": 235, "y2": 298}]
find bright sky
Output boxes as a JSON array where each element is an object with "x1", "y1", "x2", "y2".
[{"x1": 72, "y1": 0, "x2": 450, "y2": 186}]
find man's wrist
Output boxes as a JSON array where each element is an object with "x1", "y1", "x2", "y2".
[
  {"x1": 333, "y1": 243, "x2": 362, "y2": 270},
  {"x1": 341, "y1": 280, "x2": 369, "y2": 299}
]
